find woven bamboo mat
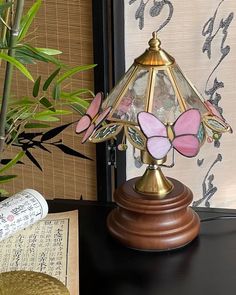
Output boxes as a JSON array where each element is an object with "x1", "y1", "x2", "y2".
[{"x1": 1, "y1": 0, "x2": 97, "y2": 200}]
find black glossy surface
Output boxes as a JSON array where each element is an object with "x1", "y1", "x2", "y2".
[{"x1": 49, "y1": 200, "x2": 236, "y2": 295}]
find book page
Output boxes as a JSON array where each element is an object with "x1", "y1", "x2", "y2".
[{"x1": 0, "y1": 210, "x2": 79, "y2": 295}]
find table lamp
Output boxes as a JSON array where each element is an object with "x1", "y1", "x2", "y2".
[{"x1": 76, "y1": 32, "x2": 232, "y2": 251}]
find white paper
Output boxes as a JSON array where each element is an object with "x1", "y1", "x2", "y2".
[{"x1": 0, "y1": 189, "x2": 48, "y2": 241}]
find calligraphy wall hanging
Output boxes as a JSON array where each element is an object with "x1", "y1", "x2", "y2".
[{"x1": 124, "y1": 0, "x2": 236, "y2": 208}]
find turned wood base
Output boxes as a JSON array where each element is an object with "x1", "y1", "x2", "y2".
[{"x1": 107, "y1": 177, "x2": 200, "y2": 251}]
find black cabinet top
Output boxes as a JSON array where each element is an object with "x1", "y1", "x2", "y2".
[{"x1": 49, "y1": 199, "x2": 236, "y2": 295}]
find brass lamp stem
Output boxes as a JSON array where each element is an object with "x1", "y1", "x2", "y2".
[{"x1": 134, "y1": 165, "x2": 174, "y2": 198}]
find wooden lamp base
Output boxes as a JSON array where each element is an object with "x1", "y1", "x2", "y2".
[{"x1": 107, "y1": 177, "x2": 200, "y2": 251}]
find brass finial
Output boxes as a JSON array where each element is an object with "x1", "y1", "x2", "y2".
[
  {"x1": 148, "y1": 31, "x2": 161, "y2": 51},
  {"x1": 135, "y1": 32, "x2": 174, "y2": 66}
]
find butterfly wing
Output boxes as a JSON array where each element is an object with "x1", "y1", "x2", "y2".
[
  {"x1": 173, "y1": 135, "x2": 200, "y2": 157},
  {"x1": 138, "y1": 112, "x2": 167, "y2": 138},
  {"x1": 76, "y1": 92, "x2": 103, "y2": 135},
  {"x1": 82, "y1": 124, "x2": 95, "y2": 143},
  {"x1": 147, "y1": 137, "x2": 172, "y2": 160},
  {"x1": 174, "y1": 109, "x2": 201, "y2": 136},
  {"x1": 95, "y1": 106, "x2": 112, "y2": 127},
  {"x1": 138, "y1": 112, "x2": 170, "y2": 159},
  {"x1": 86, "y1": 92, "x2": 102, "y2": 119},
  {"x1": 76, "y1": 115, "x2": 91, "y2": 134}
]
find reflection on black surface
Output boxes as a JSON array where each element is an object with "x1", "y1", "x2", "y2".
[{"x1": 80, "y1": 206, "x2": 202, "y2": 295}]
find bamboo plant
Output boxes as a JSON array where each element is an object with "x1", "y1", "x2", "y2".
[{"x1": 0, "y1": 0, "x2": 95, "y2": 192}]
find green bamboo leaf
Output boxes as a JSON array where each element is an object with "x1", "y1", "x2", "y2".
[
  {"x1": 8, "y1": 130, "x2": 19, "y2": 144},
  {"x1": 70, "y1": 88, "x2": 94, "y2": 96},
  {"x1": 70, "y1": 104, "x2": 87, "y2": 116},
  {"x1": 33, "y1": 51, "x2": 63, "y2": 66},
  {"x1": 33, "y1": 115, "x2": 60, "y2": 122},
  {"x1": 56, "y1": 64, "x2": 96, "y2": 84},
  {"x1": 33, "y1": 109, "x2": 71, "y2": 121},
  {"x1": 21, "y1": 45, "x2": 64, "y2": 66},
  {"x1": 36, "y1": 48, "x2": 62, "y2": 56},
  {"x1": 19, "y1": 0, "x2": 41, "y2": 41},
  {"x1": 59, "y1": 92, "x2": 74, "y2": 98},
  {"x1": 16, "y1": 47, "x2": 47, "y2": 64},
  {"x1": 15, "y1": 51, "x2": 36, "y2": 65},
  {"x1": 34, "y1": 109, "x2": 71, "y2": 116},
  {"x1": 33, "y1": 76, "x2": 41, "y2": 97},
  {"x1": 24, "y1": 123, "x2": 50, "y2": 128},
  {"x1": 16, "y1": 111, "x2": 33, "y2": 120},
  {"x1": 0, "y1": 52, "x2": 34, "y2": 81},
  {"x1": 0, "y1": 151, "x2": 24, "y2": 174},
  {"x1": 0, "y1": 175, "x2": 17, "y2": 183},
  {"x1": 63, "y1": 95, "x2": 90, "y2": 106},
  {"x1": 8, "y1": 98, "x2": 35, "y2": 106},
  {"x1": 39, "y1": 96, "x2": 55, "y2": 111},
  {"x1": 43, "y1": 68, "x2": 61, "y2": 91},
  {"x1": 52, "y1": 84, "x2": 61, "y2": 100}
]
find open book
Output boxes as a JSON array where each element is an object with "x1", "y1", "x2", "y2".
[{"x1": 0, "y1": 191, "x2": 79, "y2": 295}]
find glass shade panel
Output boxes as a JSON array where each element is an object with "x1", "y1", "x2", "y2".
[
  {"x1": 171, "y1": 64, "x2": 208, "y2": 114},
  {"x1": 110, "y1": 68, "x2": 149, "y2": 123},
  {"x1": 102, "y1": 65, "x2": 136, "y2": 109},
  {"x1": 151, "y1": 70, "x2": 180, "y2": 123}
]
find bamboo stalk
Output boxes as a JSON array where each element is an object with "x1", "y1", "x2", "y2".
[
  {"x1": 0, "y1": 0, "x2": 25, "y2": 154},
  {"x1": 0, "y1": 0, "x2": 12, "y2": 61}
]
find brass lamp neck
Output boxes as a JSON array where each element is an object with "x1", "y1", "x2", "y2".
[
  {"x1": 141, "y1": 150, "x2": 167, "y2": 166},
  {"x1": 134, "y1": 165, "x2": 174, "y2": 198}
]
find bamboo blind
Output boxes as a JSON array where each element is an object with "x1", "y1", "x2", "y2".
[{"x1": 1, "y1": 0, "x2": 97, "y2": 200}]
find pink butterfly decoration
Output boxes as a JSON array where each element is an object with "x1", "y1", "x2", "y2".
[
  {"x1": 138, "y1": 109, "x2": 201, "y2": 160},
  {"x1": 76, "y1": 93, "x2": 111, "y2": 143}
]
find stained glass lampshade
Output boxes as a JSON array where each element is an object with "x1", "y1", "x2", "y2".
[{"x1": 76, "y1": 32, "x2": 232, "y2": 251}]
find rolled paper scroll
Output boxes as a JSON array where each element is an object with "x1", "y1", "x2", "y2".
[{"x1": 0, "y1": 189, "x2": 48, "y2": 241}]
